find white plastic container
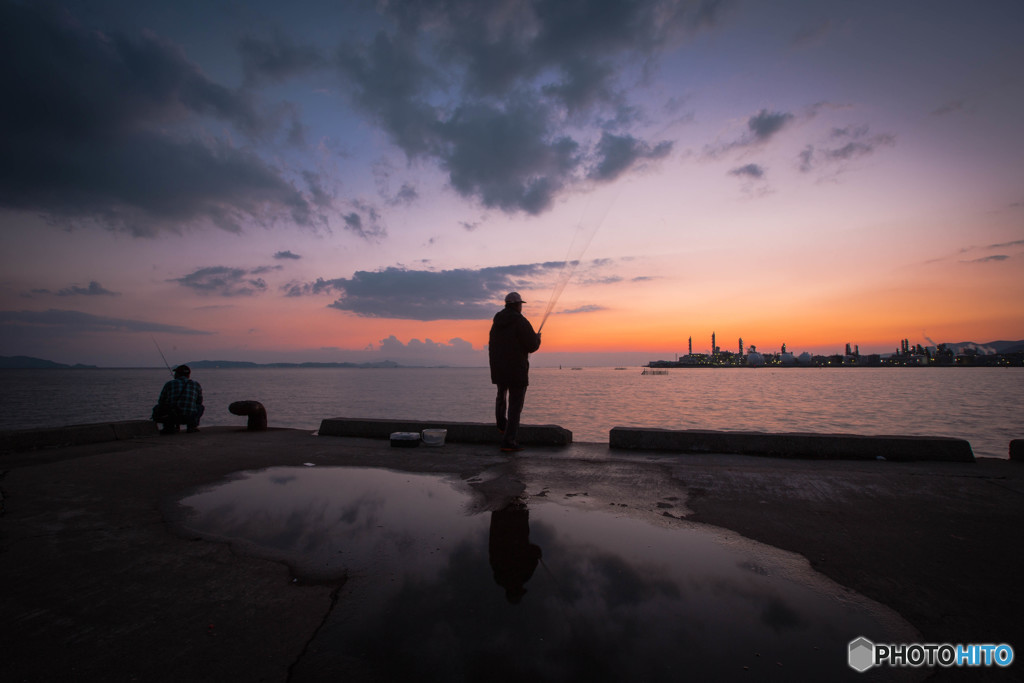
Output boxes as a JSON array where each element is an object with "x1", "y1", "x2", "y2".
[{"x1": 421, "y1": 428, "x2": 447, "y2": 447}]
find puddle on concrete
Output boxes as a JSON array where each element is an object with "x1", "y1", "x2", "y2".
[{"x1": 176, "y1": 466, "x2": 919, "y2": 681}]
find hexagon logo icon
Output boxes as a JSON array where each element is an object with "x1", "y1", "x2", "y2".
[{"x1": 848, "y1": 637, "x2": 875, "y2": 672}]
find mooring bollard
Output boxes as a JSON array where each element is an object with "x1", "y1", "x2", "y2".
[
  {"x1": 228, "y1": 401, "x2": 268, "y2": 431},
  {"x1": 1010, "y1": 439, "x2": 1023, "y2": 462}
]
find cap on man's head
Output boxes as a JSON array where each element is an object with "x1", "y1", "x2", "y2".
[
  {"x1": 505, "y1": 292, "x2": 525, "y2": 305},
  {"x1": 174, "y1": 365, "x2": 191, "y2": 378}
]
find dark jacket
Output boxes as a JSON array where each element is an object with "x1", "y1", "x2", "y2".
[{"x1": 488, "y1": 307, "x2": 541, "y2": 386}]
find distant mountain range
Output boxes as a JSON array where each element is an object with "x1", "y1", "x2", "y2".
[
  {"x1": 184, "y1": 360, "x2": 402, "y2": 369},
  {"x1": 0, "y1": 356, "x2": 99, "y2": 369}
]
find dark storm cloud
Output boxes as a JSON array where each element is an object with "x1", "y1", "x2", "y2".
[
  {"x1": 438, "y1": 100, "x2": 582, "y2": 214},
  {"x1": 325, "y1": 264, "x2": 561, "y2": 320},
  {"x1": 171, "y1": 266, "x2": 277, "y2": 296},
  {"x1": 284, "y1": 263, "x2": 560, "y2": 320},
  {"x1": 336, "y1": 31, "x2": 442, "y2": 158},
  {"x1": 383, "y1": 0, "x2": 730, "y2": 100},
  {"x1": 588, "y1": 132, "x2": 674, "y2": 181},
  {"x1": 0, "y1": 1, "x2": 328, "y2": 235},
  {"x1": 288, "y1": 256, "x2": 631, "y2": 319},
  {"x1": 0, "y1": 309, "x2": 211, "y2": 335},
  {"x1": 335, "y1": 0, "x2": 708, "y2": 214},
  {"x1": 728, "y1": 163, "x2": 765, "y2": 179},
  {"x1": 239, "y1": 30, "x2": 326, "y2": 86}
]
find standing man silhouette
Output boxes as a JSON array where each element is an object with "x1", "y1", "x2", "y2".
[
  {"x1": 489, "y1": 501, "x2": 542, "y2": 603},
  {"x1": 488, "y1": 292, "x2": 541, "y2": 452}
]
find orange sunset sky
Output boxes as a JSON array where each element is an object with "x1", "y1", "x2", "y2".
[{"x1": 1, "y1": 0, "x2": 1022, "y2": 366}]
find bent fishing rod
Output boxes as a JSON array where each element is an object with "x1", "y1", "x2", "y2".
[{"x1": 537, "y1": 187, "x2": 620, "y2": 333}]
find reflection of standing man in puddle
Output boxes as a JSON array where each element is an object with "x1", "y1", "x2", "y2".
[{"x1": 489, "y1": 502, "x2": 543, "y2": 603}]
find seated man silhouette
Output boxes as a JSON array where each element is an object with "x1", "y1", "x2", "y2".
[{"x1": 152, "y1": 364, "x2": 205, "y2": 434}]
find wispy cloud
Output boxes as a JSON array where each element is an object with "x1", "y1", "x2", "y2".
[
  {"x1": 29, "y1": 281, "x2": 121, "y2": 297},
  {"x1": 931, "y1": 99, "x2": 969, "y2": 117},
  {"x1": 729, "y1": 163, "x2": 765, "y2": 179},
  {"x1": 704, "y1": 109, "x2": 795, "y2": 158},
  {"x1": 961, "y1": 254, "x2": 1010, "y2": 264},
  {"x1": 274, "y1": 250, "x2": 302, "y2": 260},
  {"x1": 799, "y1": 125, "x2": 895, "y2": 173},
  {"x1": 557, "y1": 304, "x2": 605, "y2": 315},
  {"x1": 342, "y1": 200, "x2": 388, "y2": 241},
  {"x1": 171, "y1": 266, "x2": 280, "y2": 297},
  {"x1": 56, "y1": 281, "x2": 120, "y2": 297}
]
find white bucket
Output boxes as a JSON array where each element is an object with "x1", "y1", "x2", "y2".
[{"x1": 421, "y1": 428, "x2": 447, "y2": 447}]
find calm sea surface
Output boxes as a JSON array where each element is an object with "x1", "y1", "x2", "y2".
[{"x1": 1, "y1": 366, "x2": 1020, "y2": 458}]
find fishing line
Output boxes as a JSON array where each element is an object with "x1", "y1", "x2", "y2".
[
  {"x1": 152, "y1": 336, "x2": 174, "y2": 376},
  {"x1": 537, "y1": 187, "x2": 619, "y2": 333}
]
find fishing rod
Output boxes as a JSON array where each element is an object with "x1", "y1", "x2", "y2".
[
  {"x1": 537, "y1": 187, "x2": 620, "y2": 333},
  {"x1": 152, "y1": 336, "x2": 174, "y2": 376}
]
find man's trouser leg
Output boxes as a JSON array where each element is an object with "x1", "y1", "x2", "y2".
[
  {"x1": 495, "y1": 385, "x2": 509, "y2": 433},
  {"x1": 503, "y1": 385, "x2": 527, "y2": 446}
]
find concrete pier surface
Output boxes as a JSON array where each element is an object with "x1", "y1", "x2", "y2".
[{"x1": 2, "y1": 425, "x2": 1022, "y2": 681}]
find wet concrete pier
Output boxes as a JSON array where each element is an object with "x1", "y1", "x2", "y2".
[{"x1": 1, "y1": 424, "x2": 1022, "y2": 681}]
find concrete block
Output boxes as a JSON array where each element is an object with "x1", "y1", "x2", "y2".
[
  {"x1": 0, "y1": 420, "x2": 159, "y2": 454},
  {"x1": 608, "y1": 427, "x2": 974, "y2": 462},
  {"x1": 318, "y1": 417, "x2": 572, "y2": 447}
]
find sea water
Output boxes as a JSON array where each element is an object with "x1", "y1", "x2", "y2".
[{"x1": 0, "y1": 366, "x2": 1020, "y2": 458}]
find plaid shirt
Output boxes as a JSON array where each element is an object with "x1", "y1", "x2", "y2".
[{"x1": 158, "y1": 377, "x2": 203, "y2": 416}]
